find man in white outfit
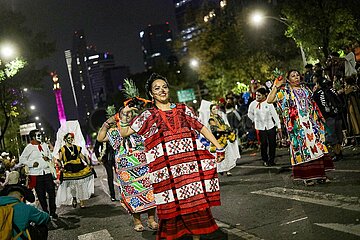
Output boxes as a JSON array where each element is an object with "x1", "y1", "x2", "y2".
[
  {"x1": 248, "y1": 88, "x2": 282, "y2": 166},
  {"x1": 19, "y1": 129, "x2": 58, "y2": 219}
]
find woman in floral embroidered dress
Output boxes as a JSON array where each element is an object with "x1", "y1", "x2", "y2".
[
  {"x1": 97, "y1": 108, "x2": 157, "y2": 232},
  {"x1": 115, "y1": 73, "x2": 225, "y2": 240},
  {"x1": 267, "y1": 69, "x2": 334, "y2": 186}
]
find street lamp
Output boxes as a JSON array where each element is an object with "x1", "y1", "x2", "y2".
[
  {"x1": 0, "y1": 43, "x2": 16, "y2": 60},
  {"x1": 30, "y1": 105, "x2": 36, "y2": 110},
  {"x1": 190, "y1": 58, "x2": 199, "y2": 69},
  {"x1": 249, "y1": 11, "x2": 307, "y2": 67}
]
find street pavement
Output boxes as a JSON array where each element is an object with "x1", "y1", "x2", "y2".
[{"x1": 48, "y1": 146, "x2": 360, "y2": 240}]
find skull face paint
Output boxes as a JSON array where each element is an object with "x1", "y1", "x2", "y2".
[{"x1": 35, "y1": 132, "x2": 42, "y2": 142}]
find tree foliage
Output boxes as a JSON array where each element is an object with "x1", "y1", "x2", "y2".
[
  {"x1": 280, "y1": 0, "x2": 360, "y2": 60},
  {"x1": 185, "y1": 2, "x2": 302, "y2": 99},
  {"x1": 0, "y1": 6, "x2": 55, "y2": 149}
]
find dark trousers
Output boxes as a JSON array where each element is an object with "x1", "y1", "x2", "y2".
[
  {"x1": 103, "y1": 159, "x2": 115, "y2": 198},
  {"x1": 35, "y1": 173, "x2": 56, "y2": 215},
  {"x1": 258, "y1": 127, "x2": 277, "y2": 164}
]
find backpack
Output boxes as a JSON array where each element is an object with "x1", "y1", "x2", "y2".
[{"x1": 0, "y1": 202, "x2": 26, "y2": 240}]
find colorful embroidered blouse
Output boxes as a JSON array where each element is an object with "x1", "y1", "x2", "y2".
[
  {"x1": 130, "y1": 103, "x2": 220, "y2": 220},
  {"x1": 107, "y1": 128, "x2": 156, "y2": 213},
  {"x1": 276, "y1": 86, "x2": 328, "y2": 165}
]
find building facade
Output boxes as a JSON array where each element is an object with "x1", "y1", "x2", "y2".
[{"x1": 140, "y1": 23, "x2": 176, "y2": 70}]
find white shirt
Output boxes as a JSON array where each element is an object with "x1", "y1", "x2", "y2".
[
  {"x1": 248, "y1": 100, "x2": 281, "y2": 131},
  {"x1": 19, "y1": 142, "x2": 52, "y2": 176},
  {"x1": 344, "y1": 52, "x2": 357, "y2": 77}
]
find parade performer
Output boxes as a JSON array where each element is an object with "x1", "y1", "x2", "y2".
[
  {"x1": 206, "y1": 103, "x2": 240, "y2": 176},
  {"x1": 115, "y1": 73, "x2": 225, "y2": 240},
  {"x1": 248, "y1": 87, "x2": 282, "y2": 166},
  {"x1": 19, "y1": 129, "x2": 58, "y2": 219},
  {"x1": 267, "y1": 69, "x2": 334, "y2": 186},
  {"x1": 97, "y1": 79, "x2": 157, "y2": 232},
  {"x1": 56, "y1": 132, "x2": 94, "y2": 208}
]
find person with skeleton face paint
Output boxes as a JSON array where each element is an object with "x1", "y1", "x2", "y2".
[
  {"x1": 19, "y1": 129, "x2": 58, "y2": 219},
  {"x1": 56, "y1": 132, "x2": 94, "y2": 209}
]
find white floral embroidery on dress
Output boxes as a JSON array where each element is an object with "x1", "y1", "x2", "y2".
[
  {"x1": 201, "y1": 159, "x2": 217, "y2": 171},
  {"x1": 170, "y1": 161, "x2": 199, "y2": 178},
  {"x1": 195, "y1": 138, "x2": 206, "y2": 150},
  {"x1": 145, "y1": 143, "x2": 164, "y2": 164},
  {"x1": 149, "y1": 166, "x2": 170, "y2": 184},
  {"x1": 204, "y1": 178, "x2": 219, "y2": 192},
  {"x1": 154, "y1": 189, "x2": 175, "y2": 205},
  {"x1": 143, "y1": 123, "x2": 158, "y2": 139},
  {"x1": 176, "y1": 181, "x2": 203, "y2": 200},
  {"x1": 165, "y1": 137, "x2": 194, "y2": 156},
  {"x1": 131, "y1": 110, "x2": 152, "y2": 132}
]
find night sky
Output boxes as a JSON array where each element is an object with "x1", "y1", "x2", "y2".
[{"x1": 2, "y1": 0, "x2": 176, "y2": 133}]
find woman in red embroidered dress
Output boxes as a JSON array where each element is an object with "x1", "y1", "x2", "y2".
[{"x1": 114, "y1": 73, "x2": 225, "y2": 240}]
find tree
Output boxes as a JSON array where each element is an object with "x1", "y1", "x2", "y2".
[
  {"x1": 0, "y1": 6, "x2": 55, "y2": 149},
  {"x1": 184, "y1": 2, "x2": 301, "y2": 99},
  {"x1": 281, "y1": 0, "x2": 360, "y2": 61}
]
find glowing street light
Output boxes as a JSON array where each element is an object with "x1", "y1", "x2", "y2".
[
  {"x1": 0, "y1": 43, "x2": 16, "y2": 59},
  {"x1": 250, "y1": 11, "x2": 265, "y2": 26},
  {"x1": 35, "y1": 116, "x2": 39, "y2": 121},
  {"x1": 30, "y1": 105, "x2": 36, "y2": 110},
  {"x1": 249, "y1": 10, "x2": 307, "y2": 66},
  {"x1": 190, "y1": 59, "x2": 199, "y2": 69}
]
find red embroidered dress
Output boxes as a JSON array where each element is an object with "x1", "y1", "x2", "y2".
[{"x1": 130, "y1": 103, "x2": 220, "y2": 239}]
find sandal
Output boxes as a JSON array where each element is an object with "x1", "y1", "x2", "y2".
[
  {"x1": 134, "y1": 224, "x2": 144, "y2": 232},
  {"x1": 148, "y1": 220, "x2": 158, "y2": 230},
  {"x1": 303, "y1": 180, "x2": 315, "y2": 186}
]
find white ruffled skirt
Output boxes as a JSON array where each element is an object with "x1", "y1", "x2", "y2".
[
  {"x1": 56, "y1": 175, "x2": 94, "y2": 207},
  {"x1": 217, "y1": 139, "x2": 241, "y2": 173}
]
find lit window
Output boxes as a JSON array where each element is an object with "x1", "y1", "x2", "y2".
[
  {"x1": 151, "y1": 53, "x2": 161, "y2": 57},
  {"x1": 139, "y1": 31, "x2": 144, "y2": 38},
  {"x1": 93, "y1": 61, "x2": 98, "y2": 64},
  {"x1": 166, "y1": 38, "x2": 172, "y2": 42},
  {"x1": 82, "y1": 84, "x2": 86, "y2": 90},
  {"x1": 88, "y1": 55, "x2": 99, "y2": 60}
]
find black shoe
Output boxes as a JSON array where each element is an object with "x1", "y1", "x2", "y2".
[
  {"x1": 263, "y1": 162, "x2": 269, "y2": 167},
  {"x1": 269, "y1": 162, "x2": 276, "y2": 166},
  {"x1": 72, "y1": 198, "x2": 77, "y2": 208},
  {"x1": 111, "y1": 197, "x2": 117, "y2": 202},
  {"x1": 50, "y1": 213, "x2": 58, "y2": 219}
]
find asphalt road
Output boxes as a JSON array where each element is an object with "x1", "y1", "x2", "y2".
[{"x1": 48, "y1": 146, "x2": 360, "y2": 240}]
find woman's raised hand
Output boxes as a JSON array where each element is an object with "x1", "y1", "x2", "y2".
[{"x1": 274, "y1": 75, "x2": 285, "y2": 88}]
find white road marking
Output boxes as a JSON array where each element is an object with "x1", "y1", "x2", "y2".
[
  {"x1": 215, "y1": 220, "x2": 263, "y2": 240},
  {"x1": 235, "y1": 165, "x2": 360, "y2": 173},
  {"x1": 314, "y1": 223, "x2": 360, "y2": 237},
  {"x1": 251, "y1": 187, "x2": 360, "y2": 212},
  {"x1": 280, "y1": 217, "x2": 308, "y2": 226},
  {"x1": 78, "y1": 229, "x2": 113, "y2": 240}
]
